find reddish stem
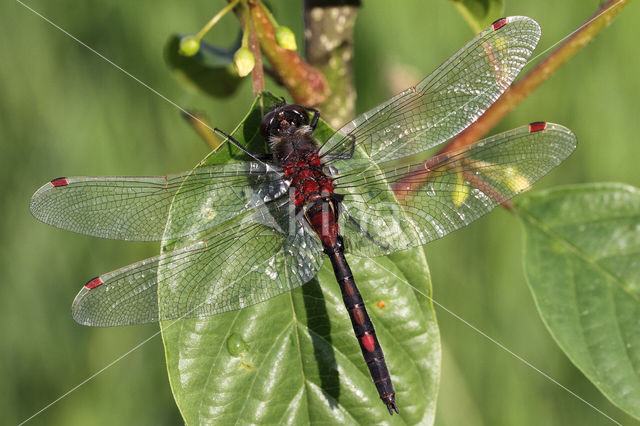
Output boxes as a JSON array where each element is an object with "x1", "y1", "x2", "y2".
[
  {"x1": 249, "y1": 1, "x2": 330, "y2": 106},
  {"x1": 247, "y1": 7, "x2": 265, "y2": 95},
  {"x1": 440, "y1": 0, "x2": 629, "y2": 155},
  {"x1": 392, "y1": 0, "x2": 629, "y2": 199}
]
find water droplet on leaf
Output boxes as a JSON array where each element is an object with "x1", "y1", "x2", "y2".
[{"x1": 226, "y1": 333, "x2": 249, "y2": 357}]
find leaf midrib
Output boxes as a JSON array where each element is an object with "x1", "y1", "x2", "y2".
[{"x1": 519, "y1": 208, "x2": 640, "y2": 303}]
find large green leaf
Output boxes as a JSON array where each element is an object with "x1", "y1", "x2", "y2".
[
  {"x1": 450, "y1": 0, "x2": 504, "y2": 33},
  {"x1": 160, "y1": 93, "x2": 440, "y2": 424},
  {"x1": 519, "y1": 183, "x2": 640, "y2": 419}
]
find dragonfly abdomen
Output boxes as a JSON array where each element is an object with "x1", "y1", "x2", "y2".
[
  {"x1": 325, "y1": 237, "x2": 399, "y2": 415},
  {"x1": 288, "y1": 150, "x2": 399, "y2": 413}
]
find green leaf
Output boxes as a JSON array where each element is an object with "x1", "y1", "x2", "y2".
[
  {"x1": 450, "y1": 0, "x2": 504, "y2": 33},
  {"x1": 164, "y1": 34, "x2": 243, "y2": 98},
  {"x1": 160, "y1": 93, "x2": 440, "y2": 423},
  {"x1": 519, "y1": 183, "x2": 640, "y2": 420}
]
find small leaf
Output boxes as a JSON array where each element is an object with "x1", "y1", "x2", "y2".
[
  {"x1": 160, "y1": 93, "x2": 440, "y2": 423},
  {"x1": 519, "y1": 183, "x2": 640, "y2": 420},
  {"x1": 164, "y1": 34, "x2": 243, "y2": 98},
  {"x1": 450, "y1": 0, "x2": 504, "y2": 33}
]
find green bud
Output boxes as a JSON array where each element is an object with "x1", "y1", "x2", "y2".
[
  {"x1": 275, "y1": 26, "x2": 297, "y2": 51},
  {"x1": 503, "y1": 166, "x2": 530, "y2": 193},
  {"x1": 179, "y1": 36, "x2": 200, "y2": 57},
  {"x1": 469, "y1": 160, "x2": 531, "y2": 194},
  {"x1": 452, "y1": 172, "x2": 470, "y2": 207},
  {"x1": 233, "y1": 47, "x2": 255, "y2": 77}
]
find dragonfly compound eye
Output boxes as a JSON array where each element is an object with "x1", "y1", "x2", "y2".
[
  {"x1": 261, "y1": 104, "x2": 310, "y2": 140},
  {"x1": 281, "y1": 104, "x2": 309, "y2": 128},
  {"x1": 260, "y1": 109, "x2": 279, "y2": 140}
]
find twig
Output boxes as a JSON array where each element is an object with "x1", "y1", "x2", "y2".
[
  {"x1": 247, "y1": 6, "x2": 265, "y2": 94},
  {"x1": 303, "y1": 0, "x2": 360, "y2": 126},
  {"x1": 232, "y1": 1, "x2": 330, "y2": 106},
  {"x1": 439, "y1": 0, "x2": 630, "y2": 155},
  {"x1": 391, "y1": 0, "x2": 629, "y2": 199}
]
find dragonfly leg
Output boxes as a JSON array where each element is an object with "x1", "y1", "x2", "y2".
[
  {"x1": 323, "y1": 134, "x2": 356, "y2": 160},
  {"x1": 213, "y1": 128, "x2": 273, "y2": 161},
  {"x1": 344, "y1": 212, "x2": 390, "y2": 252},
  {"x1": 304, "y1": 107, "x2": 320, "y2": 131}
]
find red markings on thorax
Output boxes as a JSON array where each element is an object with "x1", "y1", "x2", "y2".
[
  {"x1": 284, "y1": 153, "x2": 334, "y2": 207},
  {"x1": 284, "y1": 152, "x2": 339, "y2": 247}
]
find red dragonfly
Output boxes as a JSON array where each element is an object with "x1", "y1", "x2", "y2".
[{"x1": 30, "y1": 16, "x2": 576, "y2": 414}]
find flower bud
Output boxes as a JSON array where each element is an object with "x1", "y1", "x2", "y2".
[
  {"x1": 179, "y1": 36, "x2": 201, "y2": 57},
  {"x1": 452, "y1": 171, "x2": 470, "y2": 207},
  {"x1": 503, "y1": 167, "x2": 530, "y2": 193},
  {"x1": 275, "y1": 26, "x2": 297, "y2": 51},
  {"x1": 233, "y1": 47, "x2": 255, "y2": 77},
  {"x1": 470, "y1": 160, "x2": 530, "y2": 194}
]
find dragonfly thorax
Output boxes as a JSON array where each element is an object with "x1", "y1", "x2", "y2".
[
  {"x1": 260, "y1": 104, "x2": 338, "y2": 247},
  {"x1": 282, "y1": 146, "x2": 334, "y2": 206}
]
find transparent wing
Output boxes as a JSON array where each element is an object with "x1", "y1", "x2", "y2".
[
  {"x1": 333, "y1": 123, "x2": 576, "y2": 257},
  {"x1": 319, "y1": 16, "x2": 540, "y2": 168},
  {"x1": 72, "y1": 199, "x2": 324, "y2": 326},
  {"x1": 30, "y1": 162, "x2": 287, "y2": 241}
]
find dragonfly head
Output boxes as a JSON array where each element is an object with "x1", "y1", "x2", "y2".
[{"x1": 260, "y1": 104, "x2": 310, "y2": 141}]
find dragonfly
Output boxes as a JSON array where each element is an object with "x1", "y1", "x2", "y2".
[{"x1": 30, "y1": 16, "x2": 576, "y2": 415}]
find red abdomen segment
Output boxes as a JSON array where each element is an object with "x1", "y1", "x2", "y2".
[
  {"x1": 306, "y1": 204, "x2": 339, "y2": 248},
  {"x1": 286, "y1": 151, "x2": 398, "y2": 414},
  {"x1": 326, "y1": 241, "x2": 398, "y2": 415}
]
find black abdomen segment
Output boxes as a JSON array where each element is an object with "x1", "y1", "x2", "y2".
[{"x1": 324, "y1": 237, "x2": 399, "y2": 415}]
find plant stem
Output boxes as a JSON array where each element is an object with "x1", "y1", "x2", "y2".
[
  {"x1": 391, "y1": 0, "x2": 630, "y2": 201},
  {"x1": 195, "y1": 0, "x2": 240, "y2": 41},
  {"x1": 257, "y1": 0, "x2": 280, "y2": 29},
  {"x1": 247, "y1": 5, "x2": 265, "y2": 94},
  {"x1": 303, "y1": 0, "x2": 360, "y2": 126},
  {"x1": 439, "y1": 0, "x2": 630, "y2": 156},
  {"x1": 249, "y1": 1, "x2": 330, "y2": 106},
  {"x1": 230, "y1": 1, "x2": 329, "y2": 105}
]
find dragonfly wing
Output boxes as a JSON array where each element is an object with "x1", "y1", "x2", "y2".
[
  {"x1": 334, "y1": 123, "x2": 576, "y2": 257},
  {"x1": 72, "y1": 199, "x2": 324, "y2": 326},
  {"x1": 30, "y1": 162, "x2": 287, "y2": 241},
  {"x1": 319, "y1": 16, "x2": 540, "y2": 168}
]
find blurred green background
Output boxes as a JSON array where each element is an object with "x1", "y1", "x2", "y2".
[{"x1": 2, "y1": 0, "x2": 638, "y2": 424}]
